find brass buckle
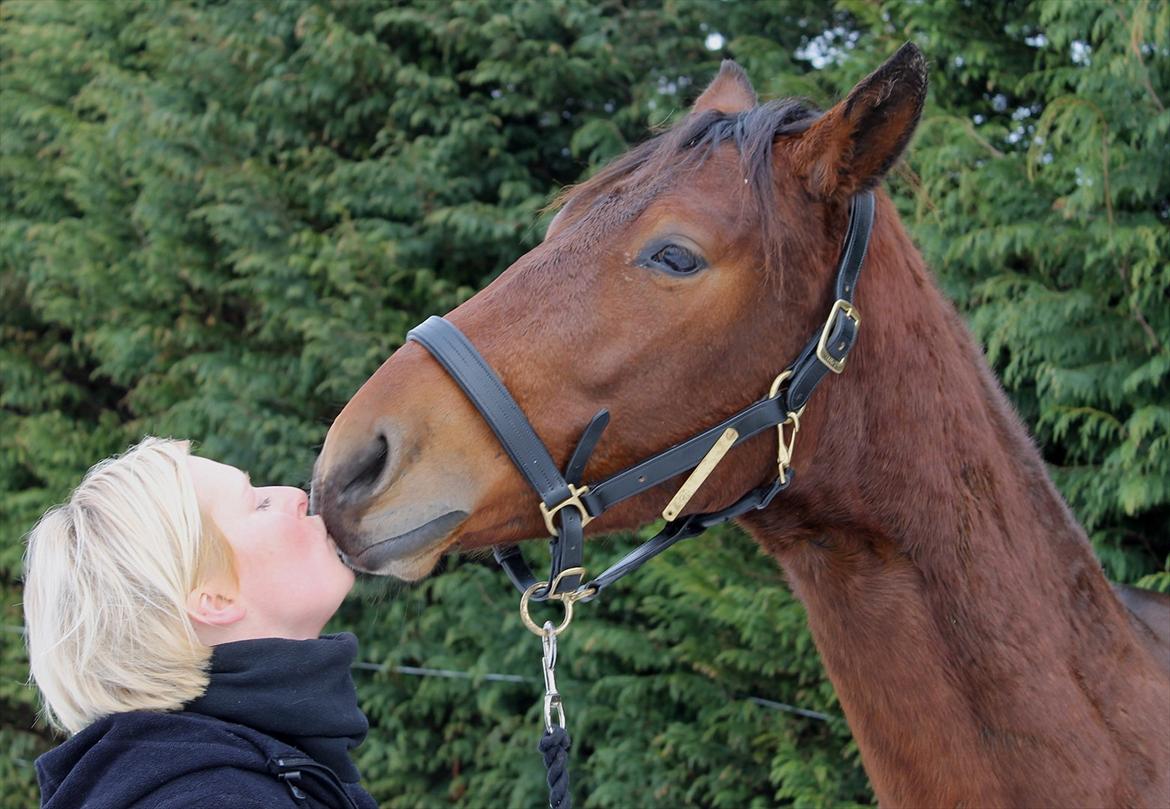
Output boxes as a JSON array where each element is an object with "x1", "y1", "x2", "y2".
[
  {"x1": 815, "y1": 299, "x2": 860, "y2": 374},
  {"x1": 539, "y1": 483, "x2": 593, "y2": 537}
]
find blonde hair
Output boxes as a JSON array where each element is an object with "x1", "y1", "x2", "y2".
[{"x1": 23, "y1": 437, "x2": 236, "y2": 734}]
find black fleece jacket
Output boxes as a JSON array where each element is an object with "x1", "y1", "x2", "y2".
[{"x1": 35, "y1": 633, "x2": 378, "y2": 809}]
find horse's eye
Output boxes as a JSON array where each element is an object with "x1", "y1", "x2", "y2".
[{"x1": 645, "y1": 243, "x2": 705, "y2": 276}]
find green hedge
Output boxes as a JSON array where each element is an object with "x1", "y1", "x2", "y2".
[{"x1": 2, "y1": 1, "x2": 1166, "y2": 806}]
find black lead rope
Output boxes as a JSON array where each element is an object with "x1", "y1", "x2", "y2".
[
  {"x1": 539, "y1": 726, "x2": 572, "y2": 809},
  {"x1": 406, "y1": 190, "x2": 875, "y2": 808}
]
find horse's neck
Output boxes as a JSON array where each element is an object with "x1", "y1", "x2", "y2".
[{"x1": 745, "y1": 212, "x2": 1169, "y2": 806}]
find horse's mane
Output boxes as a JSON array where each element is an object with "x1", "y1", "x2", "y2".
[{"x1": 551, "y1": 99, "x2": 821, "y2": 278}]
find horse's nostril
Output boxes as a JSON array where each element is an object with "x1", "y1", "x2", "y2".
[{"x1": 339, "y1": 433, "x2": 390, "y2": 503}]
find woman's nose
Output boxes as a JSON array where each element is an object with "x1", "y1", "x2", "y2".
[{"x1": 264, "y1": 486, "x2": 309, "y2": 516}]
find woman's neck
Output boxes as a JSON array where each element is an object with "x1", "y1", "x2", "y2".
[{"x1": 745, "y1": 213, "x2": 1170, "y2": 806}]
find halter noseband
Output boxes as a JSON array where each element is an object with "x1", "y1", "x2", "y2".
[{"x1": 407, "y1": 191, "x2": 875, "y2": 601}]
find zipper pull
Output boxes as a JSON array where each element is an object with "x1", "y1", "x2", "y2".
[
  {"x1": 268, "y1": 754, "x2": 359, "y2": 809},
  {"x1": 270, "y1": 757, "x2": 311, "y2": 802},
  {"x1": 276, "y1": 768, "x2": 308, "y2": 801}
]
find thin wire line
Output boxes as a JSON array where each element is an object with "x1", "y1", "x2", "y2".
[
  {"x1": 746, "y1": 696, "x2": 831, "y2": 722},
  {"x1": 353, "y1": 661, "x2": 531, "y2": 684},
  {"x1": 3, "y1": 625, "x2": 830, "y2": 721},
  {"x1": 356, "y1": 660, "x2": 830, "y2": 721}
]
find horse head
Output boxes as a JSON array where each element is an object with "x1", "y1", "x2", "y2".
[{"x1": 313, "y1": 44, "x2": 927, "y2": 580}]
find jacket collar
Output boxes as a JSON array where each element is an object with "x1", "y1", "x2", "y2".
[{"x1": 185, "y1": 632, "x2": 369, "y2": 782}]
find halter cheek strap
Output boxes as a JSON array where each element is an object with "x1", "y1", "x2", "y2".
[
  {"x1": 407, "y1": 318, "x2": 592, "y2": 596},
  {"x1": 407, "y1": 190, "x2": 875, "y2": 600}
]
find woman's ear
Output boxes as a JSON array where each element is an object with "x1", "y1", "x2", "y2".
[
  {"x1": 692, "y1": 60, "x2": 757, "y2": 115},
  {"x1": 793, "y1": 42, "x2": 927, "y2": 198},
  {"x1": 186, "y1": 582, "x2": 245, "y2": 628}
]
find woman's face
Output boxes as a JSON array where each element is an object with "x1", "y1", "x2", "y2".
[{"x1": 188, "y1": 456, "x2": 355, "y2": 641}]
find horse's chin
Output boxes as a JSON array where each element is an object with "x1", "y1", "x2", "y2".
[
  {"x1": 345, "y1": 545, "x2": 449, "y2": 580},
  {"x1": 338, "y1": 508, "x2": 468, "y2": 578}
]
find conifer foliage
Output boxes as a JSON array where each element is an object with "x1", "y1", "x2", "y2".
[{"x1": 2, "y1": 1, "x2": 1166, "y2": 806}]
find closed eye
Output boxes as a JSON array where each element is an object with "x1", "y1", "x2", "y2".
[{"x1": 256, "y1": 497, "x2": 271, "y2": 511}]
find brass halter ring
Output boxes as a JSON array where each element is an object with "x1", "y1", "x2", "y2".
[{"x1": 519, "y1": 567, "x2": 588, "y2": 636}]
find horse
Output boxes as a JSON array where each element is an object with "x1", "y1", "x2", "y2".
[{"x1": 312, "y1": 44, "x2": 1170, "y2": 806}]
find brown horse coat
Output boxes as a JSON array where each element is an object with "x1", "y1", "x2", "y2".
[{"x1": 314, "y1": 45, "x2": 1170, "y2": 806}]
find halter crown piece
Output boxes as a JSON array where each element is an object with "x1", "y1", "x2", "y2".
[{"x1": 408, "y1": 190, "x2": 875, "y2": 602}]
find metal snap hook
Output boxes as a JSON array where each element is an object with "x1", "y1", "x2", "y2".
[
  {"x1": 767, "y1": 371, "x2": 805, "y2": 485},
  {"x1": 541, "y1": 623, "x2": 566, "y2": 731}
]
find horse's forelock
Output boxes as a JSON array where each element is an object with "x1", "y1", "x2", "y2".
[{"x1": 551, "y1": 99, "x2": 821, "y2": 281}]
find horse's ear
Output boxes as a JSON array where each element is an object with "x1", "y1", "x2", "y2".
[
  {"x1": 793, "y1": 42, "x2": 927, "y2": 198},
  {"x1": 693, "y1": 60, "x2": 757, "y2": 114}
]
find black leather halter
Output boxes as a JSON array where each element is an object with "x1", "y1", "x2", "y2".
[{"x1": 408, "y1": 191, "x2": 875, "y2": 601}]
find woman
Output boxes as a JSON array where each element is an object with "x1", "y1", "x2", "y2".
[{"x1": 24, "y1": 437, "x2": 376, "y2": 809}]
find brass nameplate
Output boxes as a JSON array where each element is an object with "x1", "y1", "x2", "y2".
[{"x1": 662, "y1": 427, "x2": 739, "y2": 521}]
